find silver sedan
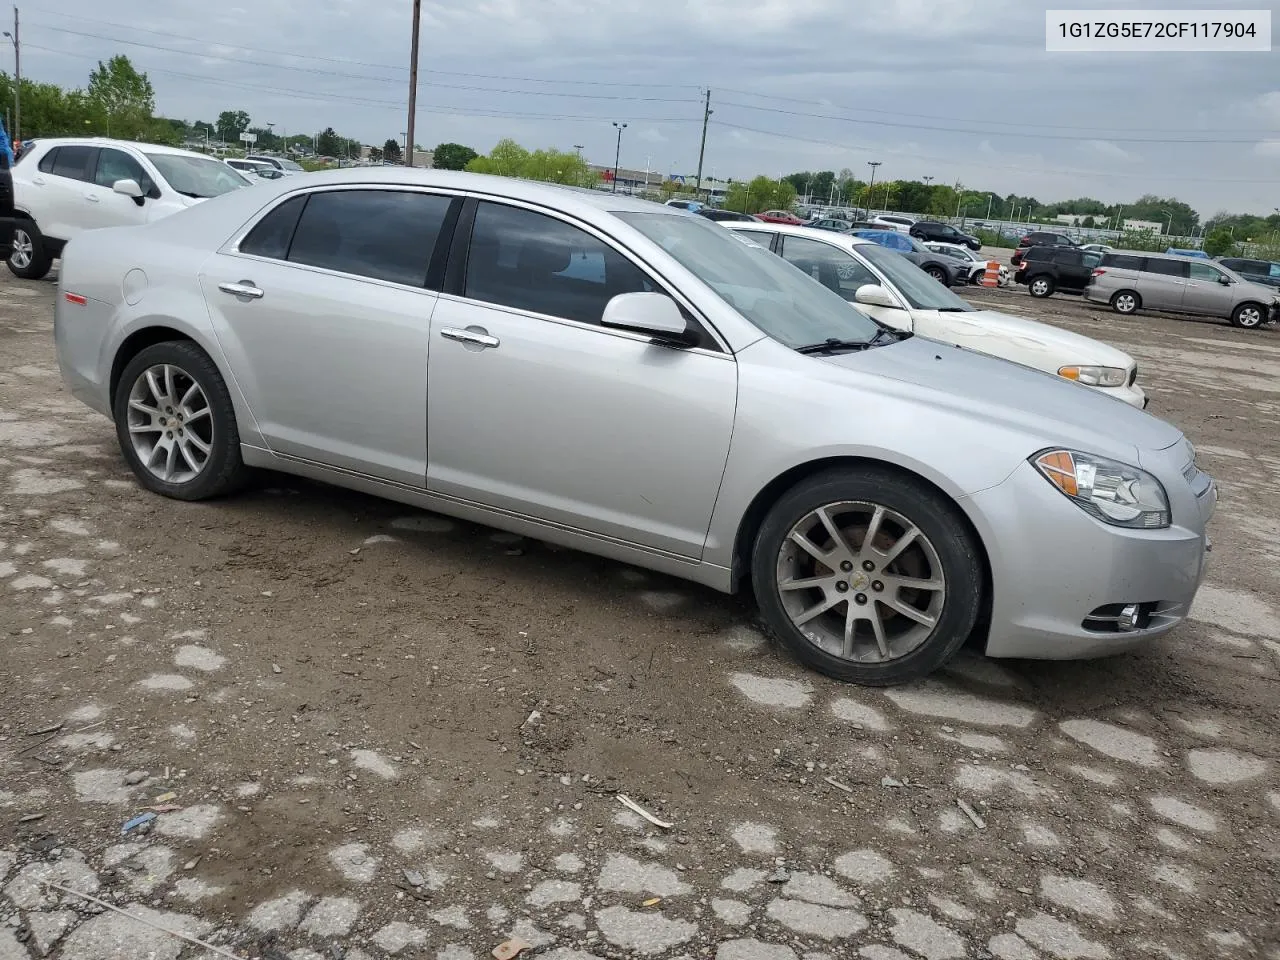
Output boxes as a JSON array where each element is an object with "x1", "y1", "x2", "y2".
[{"x1": 54, "y1": 169, "x2": 1216, "y2": 685}]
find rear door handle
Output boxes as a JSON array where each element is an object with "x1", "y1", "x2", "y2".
[
  {"x1": 440, "y1": 327, "x2": 499, "y2": 349},
  {"x1": 84, "y1": 193, "x2": 100, "y2": 202},
  {"x1": 218, "y1": 280, "x2": 265, "y2": 300}
]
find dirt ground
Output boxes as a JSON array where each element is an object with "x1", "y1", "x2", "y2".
[{"x1": 1, "y1": 267, "x2": 1278, "y2": 960}]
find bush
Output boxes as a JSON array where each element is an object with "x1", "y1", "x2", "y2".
[{"x1": 1202, "y1": 228, "x2": 1235, "y2": 258}]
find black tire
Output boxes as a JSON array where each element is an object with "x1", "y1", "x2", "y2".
[
  {"x1": 1230, "y1": 302, "x2": 1266, "y2": 329},
  {"x1": 112, "y1": 341, "x2": 248, "y2": 501},
  {"x1": 8, "y1": 219, "x2": 54, "y2": 280},
  {"x1": 1110, "y1": 290, "x2": 1140, "y2": 315},
  {"x1": 925, "y1": 265, "x2": 948, "y2": 285},
  {"x1": 1028, "y1": 275, "x2": 1055, "y2": 298},
  {"x1": 751, "y1": 467, "x2": 984, "y2": 685}
]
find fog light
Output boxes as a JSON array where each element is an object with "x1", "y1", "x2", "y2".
[{"x1": 1117, "y1": 604, "x2": 1141, "y2": 632}]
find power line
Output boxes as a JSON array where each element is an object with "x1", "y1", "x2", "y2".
[
  {"x1": 713, "y1": 121, "x2": 1280, "y2": 185},
  {"x1": 715, "y1": 99, "x2": 1260, "y2": 145},
  {"x1": 24, "y1": 43, "x2": 704, "y2": 124}
]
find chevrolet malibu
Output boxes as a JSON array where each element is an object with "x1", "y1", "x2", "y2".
[{"x1": 54, "y1": 169, "x2": 1216, "y2": 685}]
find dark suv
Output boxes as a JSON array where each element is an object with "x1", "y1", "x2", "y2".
[
  {"x1": 909, "y1": 219, "x2": 981, "y2": 251},
  {"x1": 1014, "y1": 246, "x2": 1102, "y2": 297},
  {"x1": 1218, "y1": 257, "x2": 1280, "y2": 289},
  {"x1": 0, "y1": 151, "x2": 13, "y2": 255},
  {"x1": 1010, "y1": 231, "x2": 1076, "y2": 267}
]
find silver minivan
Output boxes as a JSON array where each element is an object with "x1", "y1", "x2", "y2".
[{"x1": 1085, "y1": 251, "x2": 1279, "y2": 329}]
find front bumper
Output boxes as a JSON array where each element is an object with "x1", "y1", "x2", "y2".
[
  {"x1": 968, "y1": 459, "x2": 1214, "y2": 660},
  {"x1": 1100, "y1": 381, "x2": 1146, "y2": 409}
]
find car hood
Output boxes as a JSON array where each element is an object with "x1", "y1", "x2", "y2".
[
  {"x1": 912, "y1": 308, "x2": 1135, "y2": 369},
  {"x1": 817, "y1": 335, "x2": 1182, "y2": 460},
  {"x1": 1240, "y1": 279, "x2": 1280, "y2": 301}
]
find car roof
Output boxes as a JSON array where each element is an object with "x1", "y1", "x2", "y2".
[
  {"x1": 24, "y1": 137, "x2": 214, "y2": 160},
  {"x1": 728, "y1": 221, "x2": 873, "y2": 246}
]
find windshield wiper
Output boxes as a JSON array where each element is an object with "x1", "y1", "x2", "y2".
[
  {"x1": 934, "y1": 306, "x2": 972, "y2": 313},
  {"x1": 795, "y1": 327, "x2": 906, "y2": 354}
]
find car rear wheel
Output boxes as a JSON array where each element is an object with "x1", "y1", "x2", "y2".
[
  {"x1": 1230, "y1": 302, "x2": 1265, "y2": 329},
  {"x1": 1110, "y1": 290, "x2": 1140, "y2": 315},
  {"x1": 113, "y1": 341, "x2": 249, "y2": 501},
  {"x1": 1029, "y1": 276, "x2": 1055, "y2": 298},
  {"x1": 751, "y1": 467, "x2": 983, "y2": 685},
  {"x1": 8, "y1": 221, "x2": 54, "y2": 280}
]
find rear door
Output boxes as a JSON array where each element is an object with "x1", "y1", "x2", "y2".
[
  {"x1": 33, "y1": 144, "x2": 99, "y2": 241},
  {"x1": 1135, "y1": 257, "x2": 1187, "y2": 310},
  {"x1": 1051, "y1": 249, "x2": 1090, "y2": 289}
]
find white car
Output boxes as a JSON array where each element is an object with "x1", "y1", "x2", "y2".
[
  {"x1": 923, "y1": 241, "x2": 1010, "y2": 286},
  {"x1": 727, "y1": 222, "x2": 1145, "y2": 408},
  {"x1": 244, "y1": 154, "x2": 306, "y2": 176},
  {"x1": 9, "y1": 137, "x2": 251, "y2": 280},
  {"x1": 868, "y1": 214, "x2": 916, "y2": 234},
  {"x1": 224, "y1": 158, "x2": 287, "y2": 183}
]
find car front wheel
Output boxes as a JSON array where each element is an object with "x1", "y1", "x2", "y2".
[
  {"x1": 925, "y1": 265, "x2": 948, "y2": 285},
  {"x1": 1231, "y1": 303, "x2": 1265, "y2": 329},
  {"x1": 751, "y1": 468, "x2": 983, "y2": 685},
  {"x1": 113, "y1": 341, "x2": 249, "y2": 501}
]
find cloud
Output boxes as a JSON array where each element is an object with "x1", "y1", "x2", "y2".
[
  {"x1": 1081, "y1": 139, "x2": 1139, "y2": 163},
  {"x1": 636, "y1": 128, "x2": 669, "y2": 144},
  {"x1": 1253, "y1": 141, "x2": 1280, "y2": 160}
]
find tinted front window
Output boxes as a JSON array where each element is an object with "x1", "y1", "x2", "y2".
[
  {"x1": 288, "y1": 190, "x2": 451, "y2": 287},
  {"x1": 1102, "y1": 254, "x2": 1145, "y2": 270},
  {"x1": 617, "y1": 211, "x2": 882, "y2": 347},
  {"x1": 780, "y1": 235, "x2": 877, "y2": 301},
  {"x1": 1146, "y1": 259, "x2": 1187, "y2": 278},
  {"x1": 240, "y1": 194, "x2": 308, "y2": 260},
  {"x1": 1188, "y1": 262, "x2": 1226, "y2": 282},
  {"x1": 94, "y1": 149, "x2": 151, "y2": 192},
  {"x1": 145, "y1": 153, "x2": 248, "y2": 198},
  {"x1": 51, "y1": 145, "x2": 97, "y2": 181}
]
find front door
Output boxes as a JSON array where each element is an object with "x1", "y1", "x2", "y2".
[
  {"x1": 1182, "y1": 260, "x2": 1235, "y2": 316},
  {"x1": 79, "y1": 147, "x2": 154, "y2": 232},
  {"x1": 425, "y1": 199, "x2": 737, "y2": 559},
  {"x1": 200, "y1": 187, "x2": 456, "y2": 486},
  {"x1": 776, "y1": 234, "x2": 913, "y2": 332}
]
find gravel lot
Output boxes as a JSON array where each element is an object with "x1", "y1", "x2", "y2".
[{"x1": 2, "y1": 269, "x2": 1278, "y2": 960}]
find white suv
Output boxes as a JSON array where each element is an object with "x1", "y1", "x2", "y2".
[{"x1": 9, "y1": 138, "x2": 251, "y2": 280}]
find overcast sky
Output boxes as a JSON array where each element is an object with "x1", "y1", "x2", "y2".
[{"x1": 19, "y1": 0, "x2": 1280, "y2": 216}]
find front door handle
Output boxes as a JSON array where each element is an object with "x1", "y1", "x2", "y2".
[
  {"x1": 84, "y1": 193, "x2": 100, "y2": 203},
  {"x1": 218, "y1": 280, "x2": 264, "y2": 300},
  {"x1": 440, "y1": 326, "x2": 499, "y2": 349}
]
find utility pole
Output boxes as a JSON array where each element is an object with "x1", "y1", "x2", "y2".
[
  {"x1": 611, "y1": 122, "x2": 626, "y2": 194},
  {"x1": 573, "y1": 144, "x2": 583, "y2": 159},
  {"x1": 3, "y1": 7, "x2": 18, "y2": 140},
  {"x1": 866, "y1": 161, "x2": 881, "y2": 215},
  {"x1": 405, "y1": 0, "x2": 421, "y2": 167},
  {"x1": 694, "y1": 89, "x2": 712, "y2": 200}
]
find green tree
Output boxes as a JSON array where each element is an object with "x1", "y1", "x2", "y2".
[
  {"x1": 432, "y1": 142, "x2": 478, "y2": 171},
  {"x1": 215, "y1": 110, "x2": 251, "y2": 145},
  {"x1": 87, "y1": 55, "x2": 155, "y2": 138},
  {"x1": 1202, "y1": 228, "x2": 1236, "y2": 258},
  {"x1": 383, "y1": 138, "x2": 402, "y2": 163},
  {"x1": 315, "y1": 127, "x2": 342, "y2": 157},
  {"x1": 894, "y1": 180, "x2": 934, "y2": 214},
  {"x1": 369, "y1": 146, "x2": 384, "y2": 163}
]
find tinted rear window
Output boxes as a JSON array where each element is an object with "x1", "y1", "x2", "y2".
[
  {"x1": 1145, "y1": 258, "x2": 1188, "y2": 278},
  {"x1": 50, "y1": 145, "x2": 97, "y2": 182},
  {"x1": 1101, "y1": 254, "x2": 1144, "y2": 270},
  {"x1": 240, "y1": 195, "x2": 308, "y2": 260}
]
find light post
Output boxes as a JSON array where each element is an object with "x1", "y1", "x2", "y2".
[
  {"x1": 866, "y1": 161, "x2": 881, "y2": 215},
  {"x1": 611, "y1": 121, "x2": 627, "y2": 194},
  {"x1": 1160, "y1": 209, "x2": 1174, "y2": 236},
  {"x1": 922, "y1": 175, "x2": 933, "y2": 186}
]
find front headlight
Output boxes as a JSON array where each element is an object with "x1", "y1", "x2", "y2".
[
  {"x1": 1057, "y1": 365, "x2": 1128, "y2": 388},
  {"x1": 1032, "y1": 449, "x2": 1170, "y2": 529}
]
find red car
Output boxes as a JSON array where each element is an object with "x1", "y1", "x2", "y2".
[{"x1": 755, "y1": 209, "x2": 804, "y2": 225}]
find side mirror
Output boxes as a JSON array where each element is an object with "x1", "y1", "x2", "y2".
[
  {"x1": 601, "y1": 292, "x2": 698, "y2": 348},
  {"x1": 854, "y1": 284, "x2": 898, "y2": 308},
  {"x1": 112, "y1": 178, "x2": 144, "y2": 201},
  {"x1": 1218, "y1": 276, "x2": 1231, "y2": 285}
]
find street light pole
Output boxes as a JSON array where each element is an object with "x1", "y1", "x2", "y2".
[
  {"x1": 866, "y1": 161, "x2": 881, "y2": 214},
  {"x1": 3, "y1": 7, "x2": 18, "y2": 140},
  {"x1": 405, "y1": 0, "x2": 421, "y2": 167},
  {"x1": 611, "y1": 121, "x2": 627, "y2": 194}
]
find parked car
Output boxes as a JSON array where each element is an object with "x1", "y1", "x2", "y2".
[
  {"x1": 851, "y1": 229, "x2": 966, "y2": 286},
  {"x1": 1085, "y1": 250, "x2": 1280, "y2": 329},
  {"x1": 9, "y1": 137, "x2": 251, "y2": 279},
  {"x1": 244, "y1": 154, "x2": 306, "y2": 176},
  {"x1": 225, "y1": 158, "x2": 286, "y2": 181},
  {"x1": 0, "y1": 143, "x2": 13, "y2": 254},
  {"x1": 809, "y1": 218, "x2": 854, "y2": 232},
  {"x1": 728, "y1": 222, "x2": 1145, "y2": 407},
  {"x1": 665, "y1": 198, "x2": 703, "y2": 212},
  {"x1": 1078, "y1": 243, "x2": 1113, "y2": 255},
  {"x1": 1218, "y1": 257, "x2": 1280, "y2": 289},
  {"x1": 1165, "y1": 248, "x2": 1210, "y2": 259},
  {"x1": 697, "y1": 208, "x2": 758, "y2": 223},
  {"x1": 910, "y1": 220, "x2": 981, "y2": 251},
  {"x1": 755, "y1": 209, "x2": 804, "y2": 225},
  {"x1": 868, "y1": 214, "x2": 916, "y2": 233},
  {"x1": 1010, "y1": 231, "x2": 1077, "y2": 267},
  {"x1": 53, "y1": 169, "x2": 1213, "y2": 684},
  {"x1": 922, "y1": 241, "x2": 1009, "y2": 286},
  {"x1": 1014, "y1": 246, "x2": 1104, "y2": 298}
]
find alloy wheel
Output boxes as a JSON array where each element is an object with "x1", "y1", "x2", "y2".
[
  {"x1": 126, "y1": 364, "x2": 215, "y2": 484},
  {"x1": 775, "y1": 500, "x2": 946, "y2": 663},
  {"x1": 1237, "y1": 306, "x2": 1262, "y2": 327},
  {"x1": 1031, "y1": 278, "x2": 1050, "y2": 296},
  {"x1": 11, "y1": 229, "x2": 32, "y2": 270},
  {"x1": 1115, "y1": 294, "x2": 1137, "y2": 313}
]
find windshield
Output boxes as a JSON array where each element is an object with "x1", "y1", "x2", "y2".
[
  {"x1": 147, "y1": 153, "x2": 249, "y2": 198},
  {"x1": 278, "y1": 158, "x2": 305, "y2": 172},
  {"x1": 615, "y1": 212, "x2": 881, "y2": 348},
  {"x1": 857, "y1": 244, "x2": 976, "y2": 311}
]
